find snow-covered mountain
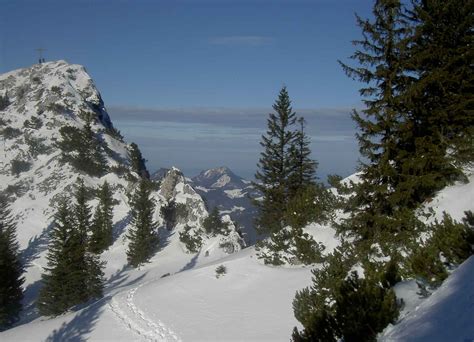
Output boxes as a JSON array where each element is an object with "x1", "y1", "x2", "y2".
[
  {"x1": 190, "y1": 166, "x2": 261, "y2": 245},
  {"x1": 0, "y1": 60, "x2": 242, "y2": 333}
]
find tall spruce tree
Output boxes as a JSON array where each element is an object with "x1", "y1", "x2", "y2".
[
  {"x1": 37, "y1": 200, "x2": 75, "y2": 316},
  {"x1": 254, "y1": 86, "x2": 297, "y2": 234},
  {"x1": 0, "y1": 196, "x2": 24, "y2": 330},
  {"x1": 127, "y1": 180, "x2": 158, "y2": 267},
  {"x1": 288, "y1": 117, "x2": 317, "y2": 198},
  {"x1": 339, "y1": 0, "x2": 414, "y2": 239},
  {"x1": 90, "y1": 181, "x2": 115, "y2": 253},
  {"x1": 72, "y1": 180, "x2": 104, "y2": 303},
  {"x1": 38, "y1": 184, "x2": 104, "y2": 316},
  {"x1": 394, "y1": 0, "x2": 474, "y2": 205},
  {"x1": 129, "y1": 143, "x2": 149, "y2": 179}
]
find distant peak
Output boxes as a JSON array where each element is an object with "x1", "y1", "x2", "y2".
[{"x1": 203, "y1": 166, "x2": 231, "y2": 177}]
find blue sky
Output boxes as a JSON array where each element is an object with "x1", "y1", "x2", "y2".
[{"x1": 0, "y1": 0, "x2": 372, "y2": 179}]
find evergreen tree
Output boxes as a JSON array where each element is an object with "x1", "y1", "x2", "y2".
[
  {"x1": 0, "y1": 92, "x2": 10, "y2": 111},
  {"x1": 90, "y1": 181, "x2": 115, "y2": 253},
  {"x1": 292, "y1": 253, "x2": 400, "y2": 341},
  {"x1": 129, "y1": 142, "x2": 149, "y2": 178},
  {"x1": 37, "y1": 200, "x2": 76, "y2": 316},
  {"x1": 127, "y1": 180, "x2": 158, "y2": 267},
  {"x1": 338, "y1": 0, "x2": 418, "y2": 241},
  {"x1": 288, "y1": 117, "x2": 317, "y2": 198},
  {"x1": 72, "y1": 180, "x2": 104, "y2": 302},
  {"x1": 254, "y1": 86, "x2": 297, "y2": 234},
  {"x1": 74, "y1": 179, "x2": 92, "y2": 243},
  {"x1": 38, "y1": 184, "x2": 104, "y2": 316},
  {"x1": 79, "y1": 116, "x2": 107, "y2": 177},
  {"x1": 394, "y1": 0, "x2": 474, "y2": 204},
  {"x1": 202, "y1": 207, "x2": 228, "y2": 236},
  {"x1": 0, "y1": 196, "x2": 24, "y2": 330},
  {"x1": 58, "y1": 118, "x2": 106, "y2": 177}
]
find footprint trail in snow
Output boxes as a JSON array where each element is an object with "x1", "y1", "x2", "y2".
[{"x1": 108, "y1": 283, "x2": 181, "y2": 342}]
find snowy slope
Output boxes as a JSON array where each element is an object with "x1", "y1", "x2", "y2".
[
  {"x1": 2, "y1": 173, "x2": 473, "y2": 342},
  {"x1": 381, "y1": 256, "x2": 474, "y2": 341}
]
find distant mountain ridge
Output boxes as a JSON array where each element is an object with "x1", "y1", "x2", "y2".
[
  {"x1": 192, "y1": 166, "x2": 248, "y2": 190},
  {"x1": 190, "y1": 166, "x2": 260, "y2": 244}
]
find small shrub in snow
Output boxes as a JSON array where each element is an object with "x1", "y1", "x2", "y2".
[
  {"x1": 179, "y1": 225, "x2": 203, "y2": 253},
  {"x1": 10, "y1": 159, "x2": 31, "y2": 177},
  {"x1": 0, "y1": 93, "x2": 10, "y2": 110},
  {"x1": 202, "y1": 207, "x2": 229, "y2": 236},
  {"x1": 46, "y1": 103, "x2": 66, "y2": 115},
  {"x1": 1, "y1": 127, "x2": 22, "y2": 140},
  {"x1": 215, "y1": 265, "x2": 227, "y2": 278},
  {"x1": 23, "y1": 116, "x2": 43, "y2": 129},
  {"x1": 50, "y1": 85, "x2": 61, "y2": 95},
  {"x1": 25, "y1": 134, "x2": 51, "y2": 157}
]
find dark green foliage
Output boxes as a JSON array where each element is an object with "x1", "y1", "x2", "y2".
[
  {"x1": 291, "y1": 229, "x2": 324, "y2": 265},
  {"x1": 293, "y1": 251, "x2": 400, "y2": 342},
  {"x1": 405, "y1": 0, "x2": 474, "y2": 168},
  {"x1": 161, "y1": 200, "x2": 178, "y2": 230},
  {"x1": 463, "y1": 210, "x2": 474, "y2": 228},
  {"x1": 285, "y1": 184, "x2": 333, "y2": 230},
  {"x1": 38, "y1": 186, "x2": 104, "y2": 316},
  {"x1": 410, "y1": 212, "x2": 474, "y2": 286},
  {"x1": 327, "y1": 174, "x2": 351, "y2": 196},
  {"x1": 340, "y1": 0, "x2": 409, "y2": 202},
  {"x1": 37, "y1": 200, "x2": 74, "y2": 316},
  {"x1": 178, "y1": 225, "x2": 203, "y2": 253},
  {"x1": 254, "y1": 87, "x2": 327, "y2": 265},
  {"x1": 0, "y1": 196, "x2": 24, "y2": 330},
  {"x1": 0, "y1": 93, "x2": 10, "y2": 111},
  {"x1": 215, "y1": 264, "x2": 227, "y2": 278},
  {"x1": 202, "y1": 207, "x2": 228, "y2": 236},
  {"x1": 23, "y1": 116, "x2": 43, "y2": 129},
  {"x1": 50, "y1": 86, "x2": 61, "y2": 95},
  {"x1": 253, "y1": 86, "x2": 297, "y2": 234},
  {"x1": 288, "y1": 117, "x2": 318, "y2": 198},
  {"x1": 410, "y1": 243, "x2": 447, "y2": 286},
  {"x1": 333, "y1": 272, "x2": 400, "y2": 342},
  {"x1": 1, "y1": 127, "x2": 22, "y2": 140},
  {"x1": 10, "y1": 159, "x2": 31, "y2": 177},
  {"x1": 46, "y1": 103, "x2": 66, "y2": 115},
  {"x1": 127, "y1": 180, "x2": 158, "y2": 267},
  {"x1": 107, "y1": 126, "x2": 124, "y2": 142},
  {"x1": 58, "y1": 118, "x2": 107, "y2": 176},
  {"x1": 90, "y1": 181, "x2": 115, "y2": 253},
  {"x1": 24, "y1": 134, "x2": 51, "y2": 157},
  {"x1": 161, "y1": 200, "x2": 188, "y2": 230},
  {"x1": 128, "y1": 142, "x2": 148, "y2": 178},
  {"x1": 74, "y1": 179, "x2": 92, "y2": 243},
  {"x1": 381, "y1": 259, "x2": 402, "y2": 289}
]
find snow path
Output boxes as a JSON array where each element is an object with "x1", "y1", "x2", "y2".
[{"x1": 108, "y1": 282, "x2": 181, "y2": 342}]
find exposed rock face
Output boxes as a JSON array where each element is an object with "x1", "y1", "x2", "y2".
[
  {"x1": 159, "y1": 167, "x2": 185, "y2": 201},
  {"x1": 156, "y1": 167, "x2": 245, "y2": 254}
]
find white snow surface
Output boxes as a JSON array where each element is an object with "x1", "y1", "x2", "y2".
[{"x1": 381, "y1": 256, "x2": 474, "y2": 341}]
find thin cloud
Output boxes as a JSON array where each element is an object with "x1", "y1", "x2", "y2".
[{"x1": 209, "y1": 35, "x2": 274, "y2": 47}]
